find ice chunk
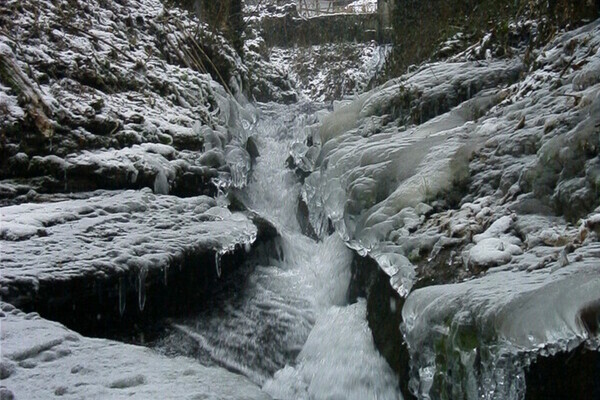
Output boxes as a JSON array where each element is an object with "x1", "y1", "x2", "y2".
[
  {"x1": 153, "y1": 170, "x2": 169, "y2": 195},
  {"x1": 402, "y1": 256, "x2": 600, "y2": 400}
]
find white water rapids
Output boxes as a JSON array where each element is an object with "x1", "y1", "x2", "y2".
[{"x1": 156, "y1": 101, "x2": 401, "y2": 399}]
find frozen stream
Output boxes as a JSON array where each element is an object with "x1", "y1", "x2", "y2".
[{"x1": 156, "y1": 101, "x2": 401, "y2": 399}]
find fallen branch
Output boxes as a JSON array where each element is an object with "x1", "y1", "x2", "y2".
[{"x1": 0, "y1": 43, "x2": 54, "y2": 138}]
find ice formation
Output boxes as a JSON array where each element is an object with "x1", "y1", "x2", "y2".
[
  {"x1": 295, "y1": 17, "x2": 600, "y2": 400},
  {"x1": 0, "y1": 189, "x2": 257, "y2": 306}
]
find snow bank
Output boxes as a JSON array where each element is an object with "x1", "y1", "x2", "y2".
[{"x1": 0, "y1": 303, "x2": 270, "y2": 400}]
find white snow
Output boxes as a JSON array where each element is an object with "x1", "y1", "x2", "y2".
[
  {"x1": 0, "y1": 303, "x2": 270, "y2": 400},
  {"x1": 0, "y1": 189, "x2": 257, "y2": 296}
]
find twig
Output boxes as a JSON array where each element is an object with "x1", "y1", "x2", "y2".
[
  {"x1": 559, "y1": 55, "x2": 576, "y2": 78},
  {"x1": 62, "y1": 23, "x2": 138, "y2": 63}
]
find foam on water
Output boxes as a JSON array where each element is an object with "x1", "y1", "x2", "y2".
[{"x1": 263, "y1": 300, "x2": 400, "y2": 400}]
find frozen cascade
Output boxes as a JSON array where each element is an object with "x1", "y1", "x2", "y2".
[{"x1": 155, "y1": 101, "x2": 402, "y2": 398}]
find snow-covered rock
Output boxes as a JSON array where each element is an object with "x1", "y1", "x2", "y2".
[
  {"x1": 270, "y1": 41, "x2": 390, "y2": 102},
  {"x1": 0, "y1": 302, "x2": 270, "y2": 400},
  {"x1": 0, "y1": 188, "x2": 257, "y2": 309},
  {"x1": 0, "y1": 0, "x2": 256, "y2": 201}
]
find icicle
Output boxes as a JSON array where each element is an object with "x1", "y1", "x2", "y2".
[
  {"x1": 63, "y1": 165, "x2": 68, "y2": 192},
  {"x1": 118, "y1": 277, "x2": 126, "y2": 316},
  {"x1": 153, "y1": 170, "x2": 169, "y2": 195},
  {"x1": 137, "y1": 269, "x2": 147, "y2": 311},
  {"x1": 163, "y1": 266, "x2": 168, "y2": 286},
  {"x1": 215, "y1": 252, "x2": 222, "y2": 278},
  {"x1": 244, "y1": 242, "x2": 252, "y2": 253}
]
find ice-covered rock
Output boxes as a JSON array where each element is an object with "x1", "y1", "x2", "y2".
[
  {"x1": 296, "y1": 16, "x2": 600, "y2": 400},
  {"x1": 403, "y1": 250, "x2": 600, "y2": 400},
  {"x1": 298, "y1": 58, "x2": 522, "y2": 294}
]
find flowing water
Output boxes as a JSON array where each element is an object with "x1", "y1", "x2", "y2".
[{"x1": 156, "y1": 101, "x2": 401, "y2": 399}]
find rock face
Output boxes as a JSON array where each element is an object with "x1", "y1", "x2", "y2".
[
  {"x1": 0, "y1": 302, "x2": 271, "y2": 400},
  {"x1": 244, "y1": 3, "x2": 389, "y2": 103},
  {"x1": 296, "y1": 17, "x2": 600, "y2": 400},
  {"x1": 270, "y1": 41, "x2": 390, "y2": 102},
  {"x1": 0, "y1": 188, "x2": 260, "y2": 333}
]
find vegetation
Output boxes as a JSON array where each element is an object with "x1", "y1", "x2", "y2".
[
  {"x1": 385, "y1": 0, "x2": 600, "y2": 78},
  {"x1": 171, "y1": 0, "x2": 244, "y2": 56}
]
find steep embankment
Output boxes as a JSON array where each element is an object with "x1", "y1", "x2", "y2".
[
  {"x1": 293, "y1": 17, "x2": 600, "y2": 400},
  {"x1": 0, "y1": 1, "x2": 280, "y2": 391}
]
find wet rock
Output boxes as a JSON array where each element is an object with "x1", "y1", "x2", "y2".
[
  {"x1": 0, "y1": 361, "x2": 16, "y2": 380},
  {"x1": 6, "y1": 153, "x2": 29, "y2": 177},
  {"x1": 246, "y1": 136, "x2": 260, "y2": 159},
  {"x1": 367, "y1": 263, "x2": 413, "y2": 399},
  {"x1": 0, "y1": 388, "x2": 15, "y2": 400}
]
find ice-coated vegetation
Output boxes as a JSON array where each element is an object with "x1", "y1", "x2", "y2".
[{"x1": 270, "y1": 42, "x2": 390, "y2": 102}]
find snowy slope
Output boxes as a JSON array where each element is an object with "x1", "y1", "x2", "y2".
[{"x1": 0, "y1": 302, "x2": 270, "y2": 400}]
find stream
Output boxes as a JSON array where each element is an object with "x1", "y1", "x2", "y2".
[{"x1": 154, "y1": 101, "x2": 402, "y2": 399}]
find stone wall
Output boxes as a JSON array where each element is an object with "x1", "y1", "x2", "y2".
[{"x1": 261, "y1": 12, "x2": 391, "y2": 47}]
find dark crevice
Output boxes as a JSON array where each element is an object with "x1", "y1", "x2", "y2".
[
  {"x1": 525, "y1": 344, "x2": 600, "y2": 400},
  {"x1": 348, "y1": 251, "x2": 415, "y2": 400}
]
